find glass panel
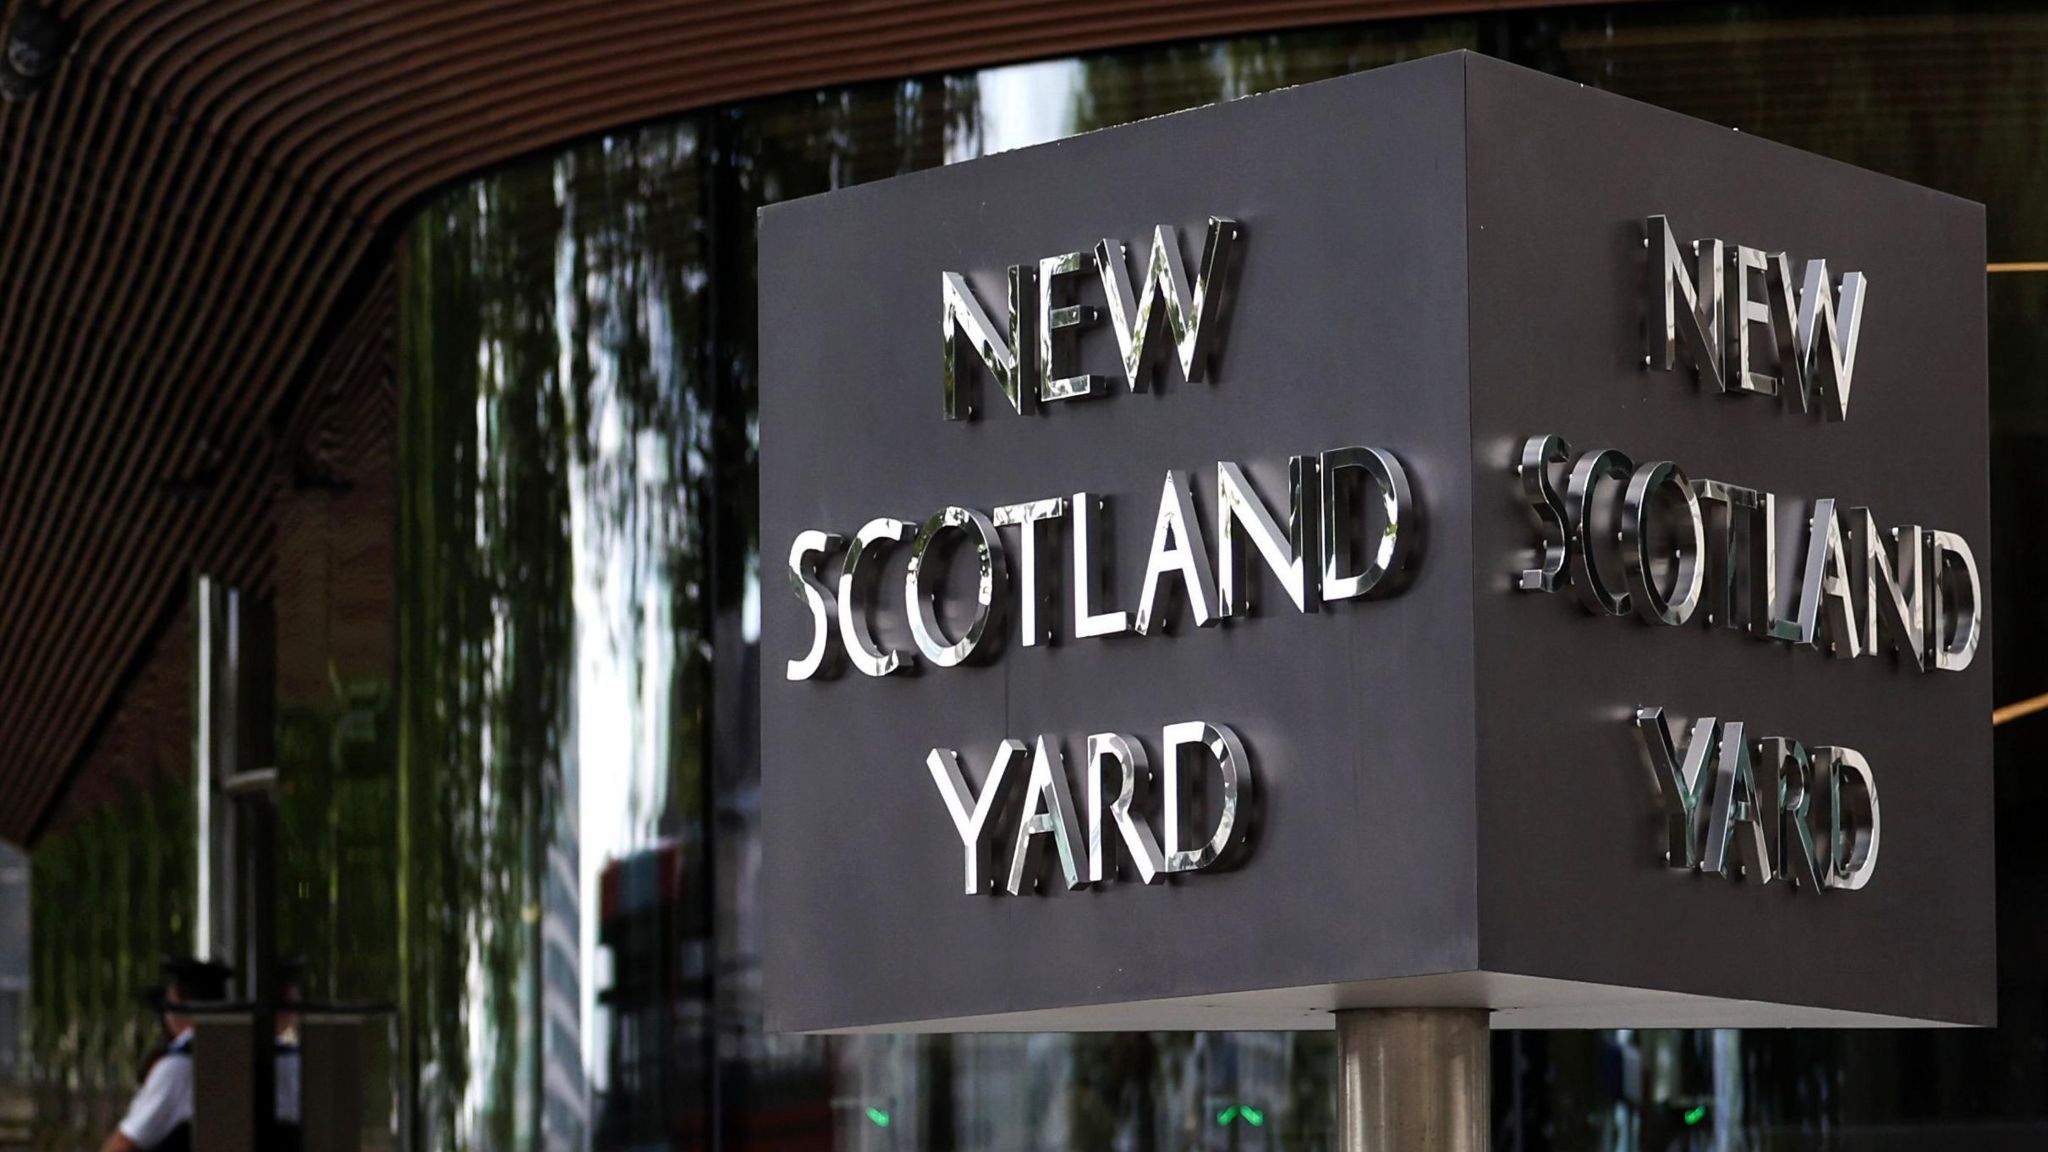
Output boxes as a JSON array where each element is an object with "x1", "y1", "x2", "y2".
[
  {"x1": 391, "y1": 6, "x2": 2048, "y2": 1146},
  {"x1": 273, "y1": 335, "x2": 406, "y2": 1147},
  {"x1": 398, "y1": 131, "x2": 718, "y2": 1151},
  {"x1": 0, "y1": 5, "x2": 1997, "y2": 1152},
  {"x1": 18, "y1": 612, "x2": 200, "y2": 1146},
  {"x1": 1484, "y1": 14, "x2": 2048, "y2": 1147}
]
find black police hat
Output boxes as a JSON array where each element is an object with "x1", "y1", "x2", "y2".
[{"x1": 159, "y1": 956, "x2": 234, "y2": 1002}]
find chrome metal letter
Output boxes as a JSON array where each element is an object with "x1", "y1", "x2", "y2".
[
  {"x1": 1007, "y1": 736, "x2": 1086, "y2": 894},
  {"x1": 1321, "y1": 446, "x2": 1417, "y2": 602},
  {"x1": 1692, "y1": 480, "x2": 1782, "y2": 635},
  {"x1": 993, "y1": 497, "x2": 1066, "y2": 647},
  {"x1": 1756, "y1": 736, "x2": 1822, "y2": 890},
  {"x1": 1764, "y1": 252, "x2": 1812, "y2": 413},
  {"x1": 1725, "y1": 245, "x2": 1777, "y2": 396},
  {"x1": 1096, "y1": 218, "x2": 1241, "y2": 392},
  {"x1": 1702, "y1": 721, "x2": 1774, "y2": 882},
  {"x1": 1518, "y1": 434, "x2": 1572, "y2": 593},
  {"x1": 1793, "y1": 499, "x2": 1861, "y2": 658},
  {"x1": 785, "y1": 530, "x2": 843, "y2": 681},
  {"x1": 1086, "y1": 733, "x2": 1164, "y2": 885},
  {"x1": 1217, "y1": 458, "x2": 1319, "y2": 616},
  {"x1": 1565, "y1": 449, "x2": 1632, "y2": 617},
  {"x1": 1851, "y1": 509, "x2": 1924, "y2": 670},
  {"x1": 1038, "y1": 251, "x2": 1102, "y2": 402},
  {"x1": 1923, "y1": 529, "x2": 1983, "y2": 672},
  {"x1": 838, "y1": 517, "x2": 917, "y2": 677},
  {"x1": 1622, "y1": 461, "x2": 1706, "y2": 626},
  {"x1": 905, "y1": 506, "x2": 1007, "y2": 668},
  {"x1": 1162, "y1": 721, "x2": 1254, "y2": 873},
  {"x1": 1633, "y1": 707, "x2": 1716, "y2": 869},
  {"x1": 942, "y1": 265, "x2": 1034, "y2": 419},
  {"x1": 928, "y1": 741, "x2": 1025, "y2": 895},
  {"x1": 1645, "y1": 216, "x2": 1724, "y2": 390},
  {"x1": 1755, "y1": 491, "x2": 1805, "y2": 642},
  {"x1": 1135, "y1": 471, "x2": 1219, "y2": 635},
  {"x1": 1072, "y1": 492, "x2": 1131, "y2": 638},
  {"x1": 1818, "y1": 745, "x2": 1880, "y2": 890},
  {"x1": 1796, "y1": 259, "x2": 1867, "y2": 421}
]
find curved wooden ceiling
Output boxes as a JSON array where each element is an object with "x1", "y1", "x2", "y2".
[{"x1": 0, "y1": 0, "x2": 1618, "y2": 843}]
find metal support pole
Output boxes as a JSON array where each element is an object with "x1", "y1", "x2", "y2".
[
  {"x1": 1337, "y1": 1008, "x2": 1490, "y2": 1152},
  {"x1": 228, "y1": 767, "x2": 280, "y2": 1151}
]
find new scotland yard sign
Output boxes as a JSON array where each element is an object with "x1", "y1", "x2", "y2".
[{"x1": 759, "y1": 52, "x2": 1992, "y2": 1034}]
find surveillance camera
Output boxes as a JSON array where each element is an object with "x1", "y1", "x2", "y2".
[
  {"x1": 0, "y1": 55, "x2": 35, "y2": 103},
  {"x1": 7, "y1": 2, "x2": 72, "y2": 80}
]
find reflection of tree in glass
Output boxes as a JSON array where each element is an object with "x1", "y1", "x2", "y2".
[
  {"x1": 721, "y1": 74, "x2": 986, "y2": 1146},
  {"x1": 1073, "y1": 42, "x2": 1226, "y2": 134},
  {"x1": 28, "y1": 773, "x2": 193, "y2": 1147},
  {"x1": 402, "y1": 168, "x2": 560, "y2": 1149},
  {"x1": 1070, "y1": 29, "x2": 1474, "y2": 137},
  {"x1": 387, "y1": 13, "x2": 2048, "y2": 1150},
  {"x1": 400, "y1": 119, "x2": 723, "y2": 1149}
]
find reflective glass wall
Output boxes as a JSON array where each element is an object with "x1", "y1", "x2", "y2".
[
  {"x1": 395, "y1": 5, "x2": 2048, "y2": 1149},
  {"x1": 13, "y1": 268, "x2": 406, "y2": 1146},
  {"x1": 16, "y1": 3, "x2": 2048, "y2": 1151}
]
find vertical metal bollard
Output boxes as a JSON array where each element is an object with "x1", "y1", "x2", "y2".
[
  {"x1": 227, "y1": 767, "x2": 279, "y2": 1150},
  {"x1": 1336, "y1": 1008, "x2": 1490, "y2": 1152}
]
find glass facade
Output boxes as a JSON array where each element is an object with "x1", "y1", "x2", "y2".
[{"x1": 12, "y1": 2, "x2": 2048, "y2": 1149}]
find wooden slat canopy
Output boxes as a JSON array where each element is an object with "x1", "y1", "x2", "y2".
[{"x1": 0, "y1": 0, "x2": 1617, "y2": 843}]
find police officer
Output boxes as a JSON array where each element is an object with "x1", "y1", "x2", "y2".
[
  {"x1": 100, "y1": 957, "x2": 232, "y2": 1152},
  {"x1": 274, "y1": 957, "x2": 305, "y2": 1151}
]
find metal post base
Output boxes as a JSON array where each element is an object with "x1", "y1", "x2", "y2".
[{"x1": 1337, "y1": 1008, "x2": 1490, "y2": 1152}]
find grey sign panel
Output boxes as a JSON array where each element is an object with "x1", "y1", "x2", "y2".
[{"x1": 758, "y1": 52, "x2": 1992, "y2": 1034}]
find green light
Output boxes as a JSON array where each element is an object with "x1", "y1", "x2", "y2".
[
  {"x1": 1216, "y1": 1106, "x2": 1239, "y2": 1126},
  {"x1": 1683, "y1": 1105, "x2": 1706, "y2": 1127},
  {"x1": 866, "y1": 1107, "x2": 892, "y2": 1128},
  {"x1": 1241, "y1": 1106, "x2": 1265, "y2": 1127}
]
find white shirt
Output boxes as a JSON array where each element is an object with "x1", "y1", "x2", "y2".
[
  {"x1": 117, "y1": 1031, "x2": 192, "y2": 1149},
  {"x1": 275, "y1": 1041, "x2": 301, "y2": 1124}
]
